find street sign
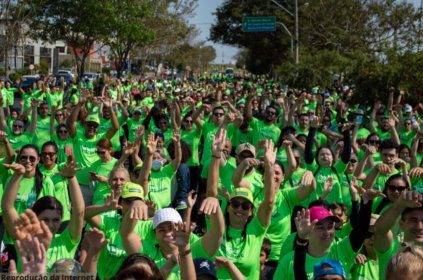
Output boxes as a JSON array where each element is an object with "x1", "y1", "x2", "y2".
[
  {"x1": 242, "y1": 17, "x2": 276, "y2": 32},
  {"x1": 186, "y1": 66, "x2": 191, "y2": 71},
  {"x1": 29, "y1": 64, "x2": 34, "y2": 70}
]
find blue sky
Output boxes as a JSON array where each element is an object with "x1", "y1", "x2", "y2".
[{"x1": 189, "y1": 0, "x2": 423, "y2": 65}]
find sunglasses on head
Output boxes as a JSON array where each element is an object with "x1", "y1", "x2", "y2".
[
  {"x1": 42, "y1": 152, "x2": 56, "y2": 158},
  {"x1": 349, "y1": 159, "x2": 357, "y2": 163},
  {"x1": 266, "y1": 111, "x2": 276, "y2": 115},
  {"x1": 229, "y1": 200, "x2": 253, "y2": 211},
  {"x1": 96, "y1": 151, "x2": 106, "y2": 156},
  {"x1": 20, "y1": 155, "x2": 37, "y2": 162},
  {"x1": 369, "y1": 140, "x2": 380, "y2": 145},
  {"x1": 13, "y1": 124, "x2": 23, "y2": 129},
  {"x1": 365, "y1": 232, "x2": 374, "y2": 239},
  {"x1": 214, "y1": 113, "x2": 224, "y2": 117},
  {"x1": 388, "y1": 185, "x2": 407, "y2": 193},
  {"x1": 87, "y1": 122, "x2": 99, "y2": 128}
]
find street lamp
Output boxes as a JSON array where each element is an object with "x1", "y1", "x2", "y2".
[{"x1": 270, "y1": 0, "x2": 308, "y2": 64}]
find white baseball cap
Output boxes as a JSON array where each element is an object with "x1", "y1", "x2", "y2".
[
  {"x1": 153, "y1": 208, "x2": 182, "y2": 229},
  {"x1": 174, "y1": 88, "x2": 181, "y2": 93},
  {"x1": 343, "y1": 86, "x2": 349, "y2": 91},
  {"x1": 405, "y1": 105, "x2": 412, "y2": 113}
]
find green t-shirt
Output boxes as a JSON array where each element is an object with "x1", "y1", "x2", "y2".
[
  {"x1": 247, "y1": 118, "x2": 281, "y2": 147},
  {"x1": 363, "y1": 168, "x2": 400, "y2": 191},
  {"x1": 46, "y1": 91, "x2": 64, "y2": 112},
  {"x1": 283, "y1": 168, "x2": 309, "y2": 205},
  {"x1": 125, "y1": 118, "x2": 144, "y2": 143},
  {"x1": 275, "y1": 235, "x2": 359, "y2": 279},
  {"x1": 90, "y1": 158, "x2": 118, "y2": 204},
  {"x1": 140, "y1": 96, "x2": 154, "y2": 108},
  {"x1": 276, "y1": 148, "x2": 288, "y2": 168},
  {"x1": 6, "y1": 128, "x2": 33, "y2": 153},
  {"x1": 305, "y1": 159, "x2": 349, "y2": 205},
  {"x1": 149, "y1": 164, "x2": 176, "y2": 207},
  {"x1": 32, "y1": 115, "x2": 56, "y2": 151},
  {"x1": 375, "y1": 239, "x2": 400, "y2": 280},
  {"x1": 0, "y1": 159, "x2": 12, "y2": 215},
  {"x1": 399, "y1": 129, "x2": 417, "y2": 148},
  {"x1": 350, "y1": 258, "x2": 379, "y2": 280},
  {"x1": 51, "y1": 134, "x2": 73, "y2": 164},
  {"x1": 181, "y1": 128, "x2": 201, "y2": 167},
  {"x1": 372, "y1": 196, "x2": 402, "y2": 241},
  {"x1": 70, "y1": 94, "x2": 78, "y2": 103},
  {"x1": 356, "y1": 127, "x2": 371, "y2": 141},
  {"x1": 256, "y1": 188, "x2": 299, "y2": 261},
  {"x1": 71, "y1": 132, "x2": 107, "y2": 185},
  {"x1": 374, "y1": 127, "x2": 391, "y2": 142},
  {"x1": 39, "y1": 163, "x2": 71, "y2": 222},
  {"x1": 232, "y1": 128, "x2": 254, "y2": 148},
  {"x1": 214, "y1": 216, "x2": 267, "y2": 280},
  {"x1": 6, "y1": 87, "x2": 17, "y2": 106},
  {"x1": 1, "y1": 88, "x2": 7, "y2": 108},
  {"x1": 99, "y1": 117, "x2": 125, "y2": 152},
  {"x1": 244, "y1": 170, "x2": 265, "y2": 200},
  {"x1": 200, "y1": 122, "x2": 235, "y2": 166}
]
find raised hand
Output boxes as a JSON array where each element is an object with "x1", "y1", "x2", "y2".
[
  {"x1": 171, "y1": 129, "x2": 181, "y2": 144},
  {"x1": 223, "y1": 112, "x2": 235, "y2": 124},
  {"x1": 295, "y1": 209, "x2": 318, "y2": 240},
  {"x1": 135, "y1": 125, "x2": 146, "y2": 140},
  {"x1": 323, "y1": 177, "x2": 333, "y2": 196},
  {"x1": 391, "y1": 158, "x2": 407, "y2": 168},
  {"x1": 310, "y1": 116, "x2": 320, "y2": 128},
  {"x1": 31, "y1": 98, "x2": 40, "y2": 108},
  {"x1": 335, "y1": 141, "x2": 344, "y2": 151},
  {"x1": 145, "y1": 131, "x2": 158, "y2": 155},
  {"x1": 64, "y1": 145, "x2": 73, "y2": 157},
  {"x1": 198, "y1": 197, "x2": 220, "y2": 215},
  {"x1": 84, "y1": 227, "x2": 110, "y2": 251},
  {"x1": 78, "y1": 92, "x2": 88, "y2": 104},
  {"x1": 218, "y1": 184, "x2": 230, "y2": 202},
  {"x1": 364, "y1": 145, "x2": 377, "y2": 156},
  {"x1": 299, "y1": 171, "x2": 314, "y2": 187},
  {"x1": 13, "y1": 209, "x2": 53, "y2": 253},
  {"x1": 409, "y1": 168, "x2": 423, "y2": 179},
  {"x1": 123, "y1": 142, "x2": 136, "y2": 156},
  {"x1": 350, "y1": 176, "x2": 365, "y2": 196},
  {"x1": 282, "y1": 140, "x2": 293, "y2": 149},
  {"x1": 163, "y1": 222, "x2": 191, "y2": 250},
  {"x1": 214, "y1": 256, "x2": 234, "y2": 270},
  {"x1": 242, "y1": 157, "x2": 261, "y2": 169},
  {"x1": 3, "y1": 163, "x2": 25, "y2": 175},
  {"x1": 201, "y1": 103, "x2": 211, "y2": 111},
  {"x1": 375, "y1": 163, "x2": 391, "y2": 177},
  {"x1": 54, "y1": 161, "x2": 83, "y2": 177},
  {"x1": 129, "y1": 200, "x2": 148, "y2": 221},
  {"x1": 362, "y1": 189, "x2": 386, "y2": 204},
  {"x1": 11, "y1": 235, "x2": 46, "y2": 274},
  {"x1": 263, "y1": 138, "x2": 277, "y2": 165},
  {"x1": 397, "y1": 191, "x2": 423, "y2": 209},
  {"x1": 354, "y1": 254, "x2": 367, "y2": 267},
  {"x1": 146, "y1": 200, "x2": 157, "y2": 217},
  {"x1": 211, "y1": 129, "x2": 227, "y2": 157},
  {"x1": 341, "y1": 123, "x2": 353, "y2": 133},
  {"x1": 104, "y1": 190, "x2": 123, "y2": 211},
  {"x1": 187, "y1": 190, "x2": 197, "y2": 208}
]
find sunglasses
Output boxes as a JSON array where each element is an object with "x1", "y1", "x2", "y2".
[
  {"x1": 56, "y1": 114, "x2": 63, "y2": 117},
  {"x1": 133, "y1": 112, "x2": 142, "y2": 115},
  {"x1": 369, "y1": 140, "x2": 380, "y2": 145},
  {"x1": 185, "y1": 120, "x2": 193, "y2": 124},
  {"x1": 87, "y1": 123, "x2": 99, "y2": 128},
  {"x1": 20, "y1": 155, "x2": 37, "y2": 162},
  {"x1": 365, "y1": 232, "x2": 374, "y2": 239},
  {"x1": 266, "y1": 111, "x2": 276, "y2": 115},
  {"x1": 96, "y1": 151, "x2": 106, "y2": 156},
  {"x1": 349, "y1": 159, "x2": 358, "y2": 163},
  {"x1": 13, "y1": 125, "x2": 23, "y2": 129},
  {"x1": 284, "y1": 131, "x2": 296, "y2": 136},
  {"x1": 229, "y1": 200, "x2": 253, "y2": 211},
  {"x1": 404, "y1": 123, "x2": 412, "y2": 125},
  {"x1": 132, "y1": 171, "x2": 140, "y2": 177},
  {"x1": 388, "y1": 185, "x2": 407, "y2": 193},
  {"x1": 42, "y1": 152, "x2": 56, "y2": 158},
  {"x1": 58, "y1": 130, "x2": 68, "y2": 134},
  {"x1": 159, "y1": 122, "x2": 168, "y2": 125},
  {"x1": 214, "y1": 113, "x2": 224, "y2": 117}
]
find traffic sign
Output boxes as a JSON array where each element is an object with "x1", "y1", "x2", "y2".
[
  {"x1": 242, "y1": 17, "x2": 276, "y2": 32},
  {"x1": 186, "y1": 66, "x2": 191, "y2": 71},
  {"x1": 29, "y1": 64, "x2": 34, "y2": 70}
]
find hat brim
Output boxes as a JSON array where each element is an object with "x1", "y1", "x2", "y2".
[
  {"x1": 86, "y1": 120, "x2": 100, "y2": 125},
  {"x1": 196, "y1": 272, "x2": 218, "y2": 280},
  {"x1": 319, "y1": 215, "x2": 341, "y2": 224},
  {"x1": 121, "y1": 193, "x2": 144, "y2": 200}
]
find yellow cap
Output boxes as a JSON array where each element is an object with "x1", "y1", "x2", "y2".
[
  {"x1": 85, "y1": 115, "x2": 100, "y2": 124},
  {"x1": 121, "y1": 182, "x2": 144, "y2": 200},
  {"x1": 229, "y1": 188, "x2": 254, "y2": 204}
]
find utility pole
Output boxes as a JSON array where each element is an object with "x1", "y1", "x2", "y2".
[
  {"x1": 294, "y1": 0, "x2": 299, "y2": 64},
  {"x1": 420, "y1": 0, "x2": 422, "y2": 52},
  {"x1": 222, "y1": 52, "x2": 224, "y2": 72}
]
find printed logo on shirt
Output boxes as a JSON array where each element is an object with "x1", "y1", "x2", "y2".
[
  {"x1": 149, "y1": 185, "x2": 168, "y2": 193},
  {"x1": 36, "y1": 124, "x2": 48, "y2": 129},
  {"x1": 271, "y1": 210, "x2": 280, "y2": 219},
  {"x1": 107, "y1": 244, "x2": 127, "y2": 259},
  {"x1": 82, "y1": 146, "x2": 96, "y2": 155},
  {"x1": 260, "y1": 131, "x2": 273, "y2": 138}
]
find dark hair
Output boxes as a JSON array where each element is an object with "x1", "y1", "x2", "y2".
[
  {"x1": 42, "y1": 141, "x2": 58, "y2": 154},
  {"x1": 212, "y1": 106, "x2": 225, "y2": 114},
  {"x1": 376, "y1": 174, "x2": 410, "y2": 215},
  {"x1": 181, "y1": 112, "x2": 193, "y2": 131},
  {"x1": 274, "y1": 159, "x2": 285, "y2": 175},
  {"x1": 266, "y1": 105, "x2": 279, "y2": 116},
  {"x1": 32, "y1": 196, "x2": 63, "y2": 218},
  {"x1": 399, "y1": 144, "x2": 411, "y2": 156},
  {"x1": 298, "y1": 113, "x2": 308, "y2": 120},
  {"x1": 56, "y1": 123, "x2": 67, "y2": 132},
  {"x1": 281, "y1": 126, "x2": 296, "y2": 136},
  {"x1": 19, "y1": 145, "x2": 43, "y2": 197},
  {"x1": 239, "y1": 119, "x2": 249, "y2": 131},
  {"x1": 379, "y1": 139, "x2": 400, "y2": 154},
  {"x1": 167, "y1": 141, "x2": 192, "y2": 164},
  {"x1": 315, "y1": 146, "x2": 336, "y2": 167},
  {"x1": 330, "y1": 202, "x2": 347, "y2": 215},
  {"x1": 365, "y1": 133, "x2": 380, "y2": 145},
  {"x1": 308, "y1": 199, "x2": 330, "y2": 211},
  {"x1": 111, "y1": 254, "x2": 164, "y2": 280},
  {"x1": 261, "y1": 238, "x2": 271, "y2": 257}
]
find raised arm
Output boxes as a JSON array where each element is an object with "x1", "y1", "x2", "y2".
[
  {"x1": 374, "y1": 191, "x2": 422, "y2": 254},
  {"x1": 191, "y1": 103, "x2": 205, "y2": 128},
  {"x1": 84, "y1": 190, "x2": 122, "y2": 229},
  {"x1": 0, "y1": 96, "x2": 7, "y2": 131},
  {"x1": 305, "y1": 117, "x2": 319, "y2": 164},
  {"x1": 354, "y1": 145, "x2": 377, "y2": 179},
  {"x1": 257, "y1": 139, "x2": 276, "y2": 228},
  {"x1": 283, "y1": 141, "x2": 297, "y2": 179},
  {"x1": 136, "y1": 132, "x2": 157, "y2": 189},
  {"x1": 198, "y1": 196, "x2": 225, "y2": 257},
  {"x1": 395, "y1": 104, "x2": 404, "y2": 132},
  {"x1": 55, "y1": 162, "x2": 85, "y2": 242},
  {"x1": 170, "y1": 129, "x2": 181, "y2": 172},
  {"x1": 410, "y1": 132, "x2": 423, "y2": 169},
  {"x1": 82, "y1": 228, "x2": 110, "y2": 275},
  {"x1": 17, "y1": 78, "x2": 25, "y2": 96},
  {"x1": 27, "y1": 99, "x2": 39, "y2": 134},
  {"x1": 104, "y1": 97, "x2": 119, "y2": 140},
  {"x1": 117, "y1": 100, "x2": 129, "y2": 121},
  {"x1": 60, "y1": 77, "x2": 65, "y2": 93},
  {"x1": 369, "y1": 101, "x2": 381, "y2": 133},
  {"x1": 223, "y1": 100, "x2": 243, "y2": 129},
  {"x1": 120, "y1": 200, "x2": 149, "y2": 255},
  {"x1": 244, "y1": 95, "x2": 254, "y2": 123},
  {"x1": 207, "y1": 129, "x2": 227, "y2": 199},
  {"x1": 0, "y1": 131, "x2": 15, "y2": 164},
  {"x1": 340, "y1": 123, "x2": 352, "y2": 164},
  {"x1": 67, "y1": 91, "x2": 88, "y2": 138},
  {"x1": 50, "y1": 105, "x2": 57, "y2": 136}
]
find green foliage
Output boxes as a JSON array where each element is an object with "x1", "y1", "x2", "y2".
[
  {"x1": 21, "y1": 67, "x2": 31, "y2": 75},
  {"x1": 0, "y1": 68, "x2": 5, "y2": 76},
  {"x1": 128, "y1": 73, "x2": 133, "y2": 80},
  {"x1": 102, "y1": 67, "x2": 111, "y2": 75},
  {"x1": 60, "y1": 59, "x2": 71, "y2": 69},
  {"x1": 9, "y1": 73, "x2": 21, "y2": 81}
]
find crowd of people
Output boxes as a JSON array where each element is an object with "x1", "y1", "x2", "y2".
[{"x1": 0, "y1": 73, "x2": 423, "y2": 279}]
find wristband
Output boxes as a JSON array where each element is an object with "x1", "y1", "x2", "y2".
[
  {"x1": 296, "y1": 234, "x2": 309, "y2": 244},
  {"x1": 212, "y1": 155, "x2": 221, "y2": 159},
  {"x1": 179, "y1": 249, "x2": 191, "y2": 258},
  {"x1": 66, "y1": 175, "x2": 75, "y2": 179}
]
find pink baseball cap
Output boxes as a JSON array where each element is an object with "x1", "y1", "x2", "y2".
[{"x1": 309, "y1": 206, "x2": 340, "y2": 223}]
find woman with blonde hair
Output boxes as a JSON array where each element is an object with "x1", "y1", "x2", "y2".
[{"x1": 385, "y1": 243, "x2": 423, "y2": 280}]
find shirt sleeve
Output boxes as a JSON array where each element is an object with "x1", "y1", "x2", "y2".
[
  {"x1": 165, "y1": 164, "x2": 176, "y2": 178},
  {"x1": 248, "y1": 215, "x2": 267, "y2": 236},
  {"x1": 191, "y1": 237, "x2": 213, "y2": 259},
  {"x1": 282, "y1": 187, "x2": 301, "y2": 208},
  {"x1": 59, "y1": 227, "x2": 81, "y2": 250},
  {"x1": 334, "y1": 158, "x2": 349, "y2": 176}
]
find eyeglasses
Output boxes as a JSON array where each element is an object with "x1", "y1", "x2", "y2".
[
  {"x1": 238, "y1": 106, "x2": 245, "y2": 109},
  {"x1": 349, "y1": 159, "x2": 358, "y2": 163},
  {"x1": 20, "y1": 155, "x2": 37, "y2": 162},
  {"x1": 308, "y1": 112, "x2": 314, "y2": 115},
  {"x1": 365, "y1": 232, "x2": 374, "y2": 239},
  {"x1": 284, "y1": 131, "x2": 296, "y2": 136},
  {"x1": 388, "y1": 185, "x2": 407, "y2": 193},
  {"x1": 159, "y1": 122, "x2": 168, "y2": 125},
  {"x1": 96, "y1": 151, "x2": 106, "y2": 156},
  {"x1": 266, "y1": 111, "x2": 276, "y2": 115},
  {"x1": 369, "y1": 140, "x2": 380, "y2": 145},
  {"x1": 87, "y1": 122, "x2": 99, "y2": 128},
  {"x1": 58, "y1": 130, "x2": 68, "y2": 134},
  {"x1": 238, "y1": 154, "x2": 254, "y2": 160},
  {"x1": 13, "y1": 125, "x2": 23, "y2": 129},
  {"x1": 229, "y1": 200, "x2": 253, "y2": 211},
  {"x1": 185, "y1": 120, "x2": 193, "y2": 124},
  {"x1": 42, "y1": 152, "x2": 56, "y2": 158},
  {"x1": 56, "y1": 114, "x2": 63, "y2": 117},
  {"x1": 253, "y1": 102, "x2": 258, "y2": 105},
  {"x1": 214, "y1": 113, "x2": 224, "y2": 117},
  {"x1": 323, "y1": 119, "x2": 330, "y2": 122},
  {"x1": 405, "y1": 122, "x2": 412, "y2": 125}
]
